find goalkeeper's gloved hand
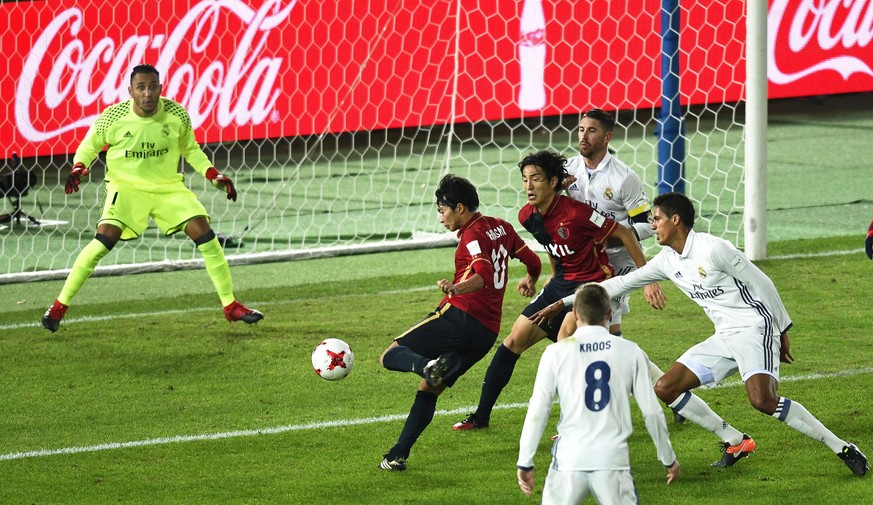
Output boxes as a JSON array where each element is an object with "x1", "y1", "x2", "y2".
[
  {"x1": 866, "y1": 220, "x2": 873, "y2": 259},
  {"x1": 65, "y1": 162, "x2": 90, "y2": 194},
  {"x1": 205, "y1": 167, "x2": 237, "y2": 202}
]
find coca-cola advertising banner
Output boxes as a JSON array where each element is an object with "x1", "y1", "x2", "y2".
[{"x1": 2, "y1": 0, "x2": 871, "y2": 159}]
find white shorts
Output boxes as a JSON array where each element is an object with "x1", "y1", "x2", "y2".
[
  {"x1": 542, "y1": 466, "x2": 638, "y2": 505},
  {"x1": 677, "y1": 328, "x2": 780, "y2": 386},
  {"x1": 608, "y1": 292, "x2": 631, "y2": 327}
]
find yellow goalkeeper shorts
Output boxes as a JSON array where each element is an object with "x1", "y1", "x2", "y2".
[{"x1": 99, "y1": 181, "x2": 210, "y2": 240}]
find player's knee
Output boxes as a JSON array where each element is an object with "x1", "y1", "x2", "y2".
[
  {"x1": 191, "y1": 229, "x2": 216, "y2": 246},
  {"x1": 379, "y1": 346, "x2": 394, "y2": 368},
  {"x1": 502, "y1": 335, "x2": 525, "y2": 354},
  {"x1": 94, "y1": 233, "x2": 117, "y2": 251},
  {"x1": 503, "y1": 325, "x2": 539, "y2": 354},
  {"x1": 419, "y1": 381, "x2": 446, "y2": 395},
  {"x1": 653, "y1": 378, "x2": 681, "y2": 404},
  {"x1": 748, "y1": 393, "x2": 777, "y2": 415}
]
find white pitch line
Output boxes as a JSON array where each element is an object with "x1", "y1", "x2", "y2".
[
  {"x1": 768, "y1": 248, "x2": 865, "y2": 260},
  {"x1": 0, "y1": 286, "x2": 435, "y2": 332},
  {"x1": 3, "y1": 246, "x2": 862, "y2": 331},
  {"x1": 2, "y1": 367, "x2": 871, "y2": 462}
]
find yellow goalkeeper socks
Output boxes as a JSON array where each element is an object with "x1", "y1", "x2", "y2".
[
  {"x1": 58, "y1": 238, "x2": 111, "y2": 305},
  {"x1": 197, "y1": 236, "x2": 235, "y2": 307}
]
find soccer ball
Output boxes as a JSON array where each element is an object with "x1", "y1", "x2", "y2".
[{"x1": 311, "y1": 338, "x2": 355, "y2": 381}]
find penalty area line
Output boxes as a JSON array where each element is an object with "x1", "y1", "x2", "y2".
[{"x1": 2, "y1": 367, "x2": 872, "y2": 462}]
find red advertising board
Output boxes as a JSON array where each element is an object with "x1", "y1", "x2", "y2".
[
  {"x1": 1, "y1": 0, "x2": 871, "y2": 159},
  {"x1": 768, "y1": 0, "x2": 873, "y2": 98}
]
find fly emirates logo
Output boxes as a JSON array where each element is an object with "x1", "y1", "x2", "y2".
[
  {"x1": 768, "y1": 0, "x2": 873, "y2": 84},
  {"x1": 15, "y1": 0, "x2": 296, "y2": 142}
]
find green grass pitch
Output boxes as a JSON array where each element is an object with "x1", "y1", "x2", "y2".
[{"x1": 1, "y1": 236, "x2": 871, "y2": 504}]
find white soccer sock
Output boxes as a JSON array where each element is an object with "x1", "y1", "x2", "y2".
[
  {"x1": 669, "y1": 392, "x2": 744, "y2": 445},
  {"x1": 773, "y1": 397, "x2": 846, "y2": 453}
]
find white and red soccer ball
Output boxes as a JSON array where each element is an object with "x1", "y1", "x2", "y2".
[{"x1": 311, "y1": 338, "x2": 354, "y2": 381}]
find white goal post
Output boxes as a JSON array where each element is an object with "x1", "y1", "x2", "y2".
[{"x1": 2, "y1": 0, "x2": 831, "y2": 283}]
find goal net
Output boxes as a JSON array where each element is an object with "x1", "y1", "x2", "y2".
[{"x1": 1, "y1": 0, "x2": 748, "y2": 282}]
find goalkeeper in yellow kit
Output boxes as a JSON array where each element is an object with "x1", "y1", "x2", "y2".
[{"x1": 42, "y1": 64, "x2": 263, "y2": 332}]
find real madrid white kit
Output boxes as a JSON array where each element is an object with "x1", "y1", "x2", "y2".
[{"x1": 518, "y1": 325, "x2": 676, "y2": 504}]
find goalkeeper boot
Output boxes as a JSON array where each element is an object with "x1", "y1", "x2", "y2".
[
  {"x1": 452, "y1": 413, "x2": 489, "y2": 431},
  {"x1": 224, "y1": 301, "x2": 264, "y2": 324},
  {"x1": 838, "y1": 443, "x2": 868, "y2": 477},
  {"x1": 711, "y1": 434, "x2": 756, "y2": 467},
  {"x1": 41, "y1": 300, "x2": 69, "y2": 333}
]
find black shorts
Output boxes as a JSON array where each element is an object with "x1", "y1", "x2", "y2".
[
  {"x1": 395, "y1": 303, "x2": 498, "y2": 387},
  {"x1": 521, "y1": 276, "x2": 582, "y2": 342}
]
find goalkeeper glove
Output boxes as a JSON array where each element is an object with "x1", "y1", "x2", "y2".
[
  {"x1": 65, "y1": 162, "x2": 90, "y2": 194},
  {"x1": 866, "y1": 220, "x2": 873, "y2": 259},
  {"x1": 205, "y1": 167, "x2": 237, "y2": 202}
]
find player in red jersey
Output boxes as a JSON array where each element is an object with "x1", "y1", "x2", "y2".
[
  {"x1": 378, "y1": 174, "x2": 542, "y2": 471},
  {"x1": 454, "y1": 150, "x2": 663, "y2": 431}
]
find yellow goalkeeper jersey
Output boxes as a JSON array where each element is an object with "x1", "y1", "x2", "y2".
[{"x1": 73, "y1": 98, "x2": 212, "y2": 190}]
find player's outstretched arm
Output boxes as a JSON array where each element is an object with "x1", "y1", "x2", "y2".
[
  {"x1": 528, "y1": 299, "x2": 564, "y2": 327},
  {"x1": 612, "y1": 225, "x2": 666, "y2": 309},
  {"x1": 642, "y1": 281, "x2": 666, "y2": 310}
]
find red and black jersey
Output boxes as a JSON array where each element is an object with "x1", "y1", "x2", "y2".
[
  {"x1": 442, "y1": 213, "x2": 541, "y2": 334},
  {"x1": 518, "y1": 195, "x2": 617, "y2": 282}
]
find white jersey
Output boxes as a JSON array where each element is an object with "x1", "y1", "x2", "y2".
[
  {"x1": 517, "y1": 325, "x2": 676, "y2": 471},
  {"x1": 600, "y1": 230, "x2": 793, "y2": 336},
  {"x1": 565, "y1": 152, "x2": 652, "y2": 274}
]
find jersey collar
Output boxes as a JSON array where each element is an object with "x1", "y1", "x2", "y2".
[
  {"x1": 570, "y1": 325, "x2": 612, "y2": 340},
  {"x1": 457, "y1": 212, "x2": 484, "y2": 238},
  {"x1": 585, "y1": 151, "x2": 613, "y2": 174},
  {"x1": 540, "y1": 194, "x2": 562, "y2": 217},
  {"x1": 679, "y1": 229, "x2": 697, "y2": 258}
]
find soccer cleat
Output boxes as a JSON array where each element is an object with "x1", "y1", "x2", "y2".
[
  {"x1": 41, "y1": 300, "x2": 69, "y2": 332},
  {"x1": 423, "y1": 353, "x2": 459, "y2": 387},
  {"x1": 223, "y1": 301, "x2": 264, "y2": 324},
  {"x1": 380, "y1": 454, "x2": 407, "y2": 472},
  {"x1": 452, "y1": 413, "x2": 489, "y2": 431},
  {"x1": 712, "y1": 434, "x2": 757, "y2": 467},
  {"x1": 838, "y1": 443, "x2": 868, "y2": 477}
]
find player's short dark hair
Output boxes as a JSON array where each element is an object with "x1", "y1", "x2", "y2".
[
  {"x1": 573, "y1": 283, "x2": 611, "y2": 326},
  {"x1": 435, "y1": 174, "x2": 479, "y2": 212},
  {"x1": 581, "y1": 108, "x2": 616, "y2": 133},
  {"x1": 653, "y1": 192, "x2": 696, "y2": 229},
  {"x1": 518, "y1": 150, "x2": 568, "y2": 192},
  {"x1": 131, "y1": 64, "x2": 160, "y2": 83}
]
